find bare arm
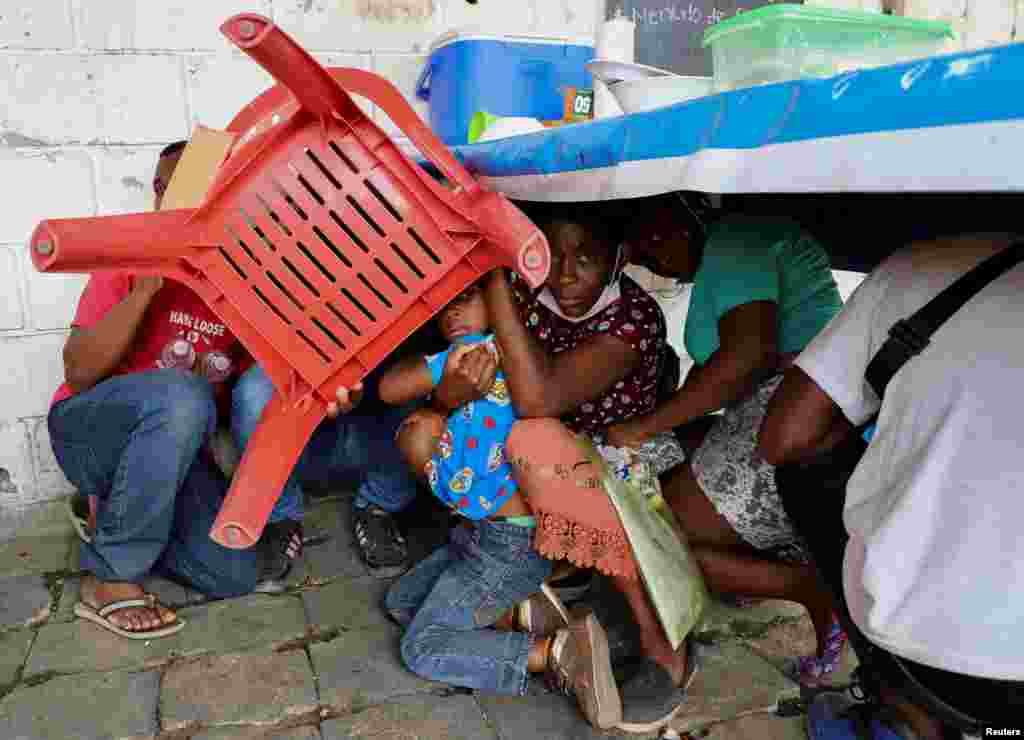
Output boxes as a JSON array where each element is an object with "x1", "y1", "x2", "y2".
[
  {"x1": 63, "y1": 276, "x2": 163, "y2": 393},
  {"x1": 378, "y1": 354, "x2": 434, "y2": 406},
  {"x1": 610, "y1": 301, "x2": 778, "y2": 446},
  {"x1": 757, "y1": 366, "x2": 852, "y2": 465},
  {"x1": 482, "y1": 269, "x2": 640, "y2": 418}
]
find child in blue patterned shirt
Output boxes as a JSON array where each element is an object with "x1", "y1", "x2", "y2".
[
  {"x1": 383, "y1": 283, "x2": 520, "y2": 520},
  {"x1": 377, "y1": 280, "x2": 619, "y2": 727}
]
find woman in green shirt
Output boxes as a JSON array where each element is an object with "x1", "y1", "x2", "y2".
[{"x1": 607, "y1": 192, "x2": 846, "y2": 723}]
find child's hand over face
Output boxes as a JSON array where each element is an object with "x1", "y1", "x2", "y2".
[
  {"x1": 455, "y1": 344, "x2": 498, "y2": 392},
  {"x1": 455, "y1": 337, "x2": 501, "y2": 365},
  {"x1": 437, "y1": 344, "x2": 497, "y2": 409}
]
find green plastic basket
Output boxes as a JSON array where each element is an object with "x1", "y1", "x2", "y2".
[{"x1": 702, "y1": 4, "x2": 954, "y2": 91}]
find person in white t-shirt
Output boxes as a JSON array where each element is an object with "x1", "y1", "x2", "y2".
[{"x1": 758, "y1": 234, "x2": 1024, "y2": 739}]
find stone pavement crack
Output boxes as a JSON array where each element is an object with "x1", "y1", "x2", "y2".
[
  {"x1": 21, "y1": 669, "x2": 60, "y2": 688},
  {"x1": 42, "y1": 570, "x2": 68, "y2": 612},
  {"x1": 304, "y1": 642, "x2": 322, "y2": 712},
  {"x1": 274, "y1": 625, "x2": 344, "y2": 653},
  {"x1": 154, "y1": 668, "x2": 165, "y2": 737},
  {"x1": 0, "y1": 624, "x2": 37, "y2": 700},
  {"x1": 0, "y1": 678, "x2": 17, "y2": 702},
  {"x1": 473, "y1": 693, "x2": 502, "y2": 739}
]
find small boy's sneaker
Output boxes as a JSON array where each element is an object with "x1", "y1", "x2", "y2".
[
  {"x1": 352, "y1": 504, "x2": 409, "y2": 578},
  {"x1": 546, "y1": 612, "x2": 622, "y2": 730},
  {"x1": 254, "y1": 519, "x2": 303, "y2": 595}
]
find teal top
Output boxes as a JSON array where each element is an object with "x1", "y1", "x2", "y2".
[{"x1": 684, "y1": 215, "x2": 842, "y2": 366}]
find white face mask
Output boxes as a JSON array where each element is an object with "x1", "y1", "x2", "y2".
[{"x1": 536, "y1": 244, "x2": 625, "y2": 324}]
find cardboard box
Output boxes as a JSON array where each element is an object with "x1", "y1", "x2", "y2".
[{"x1": 161, "y1": 126, "x2": 237, "y2": 210}]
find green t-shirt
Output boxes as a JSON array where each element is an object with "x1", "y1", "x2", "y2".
[{"x1": 684, "y1": 215, "x2": 842, "y2": 367}]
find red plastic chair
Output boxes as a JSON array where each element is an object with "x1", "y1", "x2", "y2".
[{"x1": 30, "y1": 13, "x2": 550, "y2": 549}]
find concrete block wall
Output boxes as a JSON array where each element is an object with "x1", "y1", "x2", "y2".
[{"x1": 0, "y1": 0, "x2": 601, "y2": 510}]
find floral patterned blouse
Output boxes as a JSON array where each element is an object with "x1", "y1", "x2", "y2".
[{"x1": 513, "y1": 274, "x2": 668, "y2": 437}]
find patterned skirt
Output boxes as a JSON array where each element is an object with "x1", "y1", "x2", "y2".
[
  {"x1": 691, "y1": 373, "x2": 810, "y2": 563},
  {"x1": 506, "y1": 419, "x2": 687, "y2": 580}
]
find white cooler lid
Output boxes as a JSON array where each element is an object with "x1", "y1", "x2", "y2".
[{"x1": 427, "y1": 27, "x2": 595, "y2": 54}]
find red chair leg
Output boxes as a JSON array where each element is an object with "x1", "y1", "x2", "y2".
[{"x1": 209, "y1": 391, "x2": 325, "y2": 549}]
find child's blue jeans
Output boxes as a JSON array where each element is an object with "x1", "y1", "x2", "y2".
[{"x1": 384, "y1": 518, "x2": 552, "y2": 696}]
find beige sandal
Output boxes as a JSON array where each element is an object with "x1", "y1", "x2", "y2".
[{"x1": 74, "y1": 595, "x2": 184, "y2": 640}]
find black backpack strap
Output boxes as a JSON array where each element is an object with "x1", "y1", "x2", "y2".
[{"x1": 865, "y1": 241, "x2": 1024, "y2": 400}]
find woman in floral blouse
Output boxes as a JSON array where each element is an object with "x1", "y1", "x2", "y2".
[{"x1": 433, "y1": 201, "x2": 687, "y2": 731}]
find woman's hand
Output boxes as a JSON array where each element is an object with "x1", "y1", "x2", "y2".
[
  {"x1": 433, "y1": 344, "x2": 497, "y2": 412},
  {"x1": 326, "y1": 382, "x2": 364, "y2": 419},
  {"x1": 606, "y1": 416, "x2": 656, "y2": 450}
]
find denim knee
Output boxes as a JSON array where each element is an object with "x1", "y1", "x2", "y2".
[
  {"x1": 202, "y1": 556, "x2": 259, "y2": 599},
  {"x1": 386, "y1": 607, "x2": 415, "y2": 628},
  {"x1": 383, "y1": 585, "x2": 415, "y2": 627},
  {"x1": 382, "y1": 582, "x2": 401, "y2": 614},
  {"x1": 144, "y1": 371, "x2": 218, "y2": 444},
  {"x1": 399, "y1": 625, "x2": 437, "y2": 681},
  {"x1": 231, "y1": 365, "x2": 274, "y2": 439}
]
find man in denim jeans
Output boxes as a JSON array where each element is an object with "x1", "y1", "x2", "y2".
[
  {"x1": 49, "y1": 142, "x2": 259, "y2": 638},
  {"x1": 232, "y1": 351, "x2": 434, "y2": 588}
]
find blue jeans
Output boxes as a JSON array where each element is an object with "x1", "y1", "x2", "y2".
[
  {"x1": 230, "y1": 365, "x2": 419, "y2": 522},
  {"x1": 384, "y1": 519, "x2": 552, "y2": 696},
  {"x1": 48, "y1": 370, "x2": 258, "y2": 598}
]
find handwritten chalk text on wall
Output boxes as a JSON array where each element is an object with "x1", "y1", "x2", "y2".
[
  {"x1": 629, "y1": 3, "x2": 726, "y2": 26},
  {"x1": 628, "y1": 2, "x2": 782, "y2": 28}
]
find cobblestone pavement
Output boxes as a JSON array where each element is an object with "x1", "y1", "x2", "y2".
[{"x1": 0, "y1": 494, "x2": 858, "y2": 740}]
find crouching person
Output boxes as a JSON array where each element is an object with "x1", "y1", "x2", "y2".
[
  {"x1": 47, "y1": 142, "x2": 263, "y2": 639},
  {"x1": 759, "y1": 234, "x2": 1024, "y2": 739},
  {"x1": 377, "y1": 280, "x2": 622, "y2": 730}
]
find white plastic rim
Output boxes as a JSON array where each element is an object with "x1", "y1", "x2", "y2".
[
  {"x1": 586, "y1": 59, "x2": 677, "y2": 85},
  {"x1": 609, "y1": 76, "x2": 714, "y2": 113},
  {"x1": 428, "y1": 28, "x2": 595, "y2": 52}
]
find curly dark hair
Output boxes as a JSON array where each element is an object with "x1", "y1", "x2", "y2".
[
  {"x1": 628, "y1": 191, "x2": 713, "y2": 243},
  {"x1": 515, "y1": 200, "x2": 626, "y2": 254},
  {"x1": 516, "y1": 192, "x2": 713, "y2": 254}
]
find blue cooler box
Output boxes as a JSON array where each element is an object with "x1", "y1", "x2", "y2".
[{"x1": 416, "y1": 30, "x2": 595, "y2": 146}]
